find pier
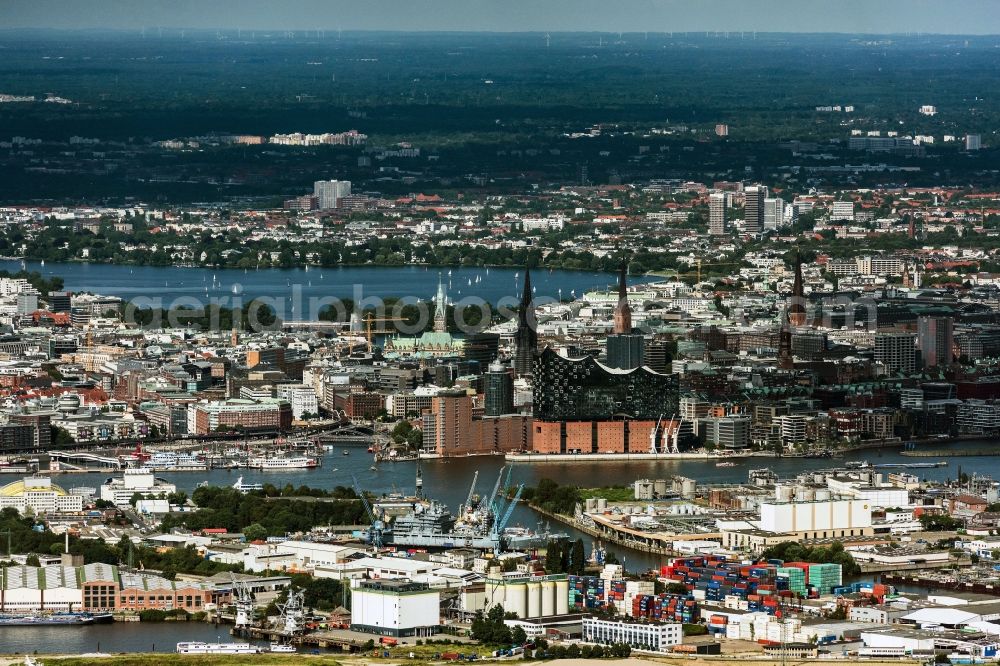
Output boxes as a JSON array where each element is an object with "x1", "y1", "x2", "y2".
[{"x1": 902, "y1": 448, "x2": 1000, "y2": 458}]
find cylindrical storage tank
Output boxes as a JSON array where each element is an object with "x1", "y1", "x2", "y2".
[
  {"x1": 527, "y1": 582, "x2": 541, "y2": 619},
  {"x1": 541, "y1": 581, "x2": 556, "y2": 617},
  {"x1": 813, "y1": 473, "x2": 825, "y2": 484},
  {"x1": 507, "y1": 583, "x2": 528, "y2": 619},
  {"x1": 798, "y1": 486, "x2": 815, "y2": 501},
  {"x1": 585, "y1": 498, "x2": 597, "y2": 512},
  {"x1": 596, "y1": 498, "x2": 607, "y2": 512},
  {"x1": 653, "y1": 479, "x2": 668, "y2": 495},
  {"x1": 775, "y1": 485, "x2": 793, "y2": 502},
  {"x1": 815, "y1": 488, "x2": 831, "y2": 501},
  {"x1": 681, "y1": 478, "x2": 696, "y2": 499},
  {"x1": 555, "y1": 579, "x2": 569, "y2": 615}
]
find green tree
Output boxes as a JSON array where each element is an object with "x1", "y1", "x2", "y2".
[
  {"x1": 569, "y1": 538, "x2": 586, "y2": 575},
  {"x1": 243, "y1": 523, "x2": 268, "y2": 542}
]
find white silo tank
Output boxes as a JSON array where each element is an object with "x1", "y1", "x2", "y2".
[
  {"x1": 555, "y1": 579, "x2": 570, "y2": 615},
  {"x1": 798, "y1": 486, "x2": 815, "y2": 501},
  {"x1": 585, "y1": 498, "x2": 597, "y2": 512},
  {"x1": 596, "y1": 498, "x2": 608, "y2": 512},
  {"x1": 527, "y1": 582, "x2": 542, "y2": 618},
  {"x1": 775, "y1": 485, "x2": 793, "y2": 502},
  {"x1": 507, "y1": 582, "x2": 528, "y2": 619},
  {"x1": 681, "y1": 478, "x2": 696, "y2": 499},
  {"x1": 541, "y1": 581, "x2": 556, "y2": 617},
  {"x1": 815, "y1": 489, "x2": 831, "y2": 501},
  {"x1": 653, "y1": 479, "x2": 668, "y2": 495}
]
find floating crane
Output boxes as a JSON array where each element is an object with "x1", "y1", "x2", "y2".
[
  {"x1": 231, "y1": 573, "x2": 255, "y2": 629},
  {"x1": 352, "y1": 474, "x2": 385, "y2": 548},
  {"x1": 276, "y1": 588, "x2": 306, "y2": 635}
]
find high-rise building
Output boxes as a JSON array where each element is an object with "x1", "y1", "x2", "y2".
[
  {"x1": 484, "y1": 363, "x2": 514, "y2": 416},
  {"x1": 533, "y1": 348, "x2": 677, "y2": 422},
  {"x1": 47, "y1": 291, "x2": 72, "y2": 313},
  {"x1": 763, "y1": 197, "x2": 785, "y2": 230},
  {"x1": 643, "y1": 339, "x2": 672, "y2": 374},
  {"x1": 744, "y1": 185, "x2": 767, "y2": 234},
  {"x1": 313, "y1": 179, "x2": 352, "y2": 209},
  {"x1": 966, "y1": 134, "x2": 982, "y2": 151},
  {"x1": 513, "y1": 269, "x2": 537, "y2": 377},
  {"x1": 831, "y1": 201, "x2": 855, "y2": 221},
  {"x1": 531, "y1": 347, "x2": 679, "y2": 455},
  {"x1": 874, "y1": 332, "x2": 917, "y2": 375},
  {"x1": 917, "y1": 316, "x2": 954, "y2": 369},
  {"x1": 708, "y1": 192, "x2": 727, "y2": 236},
  {"x1": 463, "y1": 332, "x2": 500, "y2": 369},
  {"x1": 606, "y1": 334, "x2": 645, "y2": 371}
]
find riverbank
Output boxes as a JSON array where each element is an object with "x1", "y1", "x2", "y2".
[
  {"x1": 903, "y1": 448, "x2": 1000, "y2": 457},
  {"x1": 506, "y1": 452, "x2": 726, "y2": 463},
  {"x1": 525, "y1": 502, "x2": 672, "y2": 557}
]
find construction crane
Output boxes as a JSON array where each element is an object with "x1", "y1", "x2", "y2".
[
  {"x1": 352, "y1": 474, "x2": 385, "y2": 548},
  {"x1": 662, "y1": 259, "x2": 743, "y2": 284},
  {"x1": 363, "y1": 313, "x2": 407, "y2": 353}
]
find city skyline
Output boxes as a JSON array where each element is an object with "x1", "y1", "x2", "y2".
[{"x1": 4, "y1": 0, "x2": 1000, "y2": 35}]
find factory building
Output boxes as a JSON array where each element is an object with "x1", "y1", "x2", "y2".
[{"x1": 350, "y1": 579, "x2": 441, "y2": 637}]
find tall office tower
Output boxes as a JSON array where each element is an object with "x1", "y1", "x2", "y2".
[
  {"x1": 612, "y1": 259, "x2": 632, "y2": 335},
  {"x1": 313, "y1": 179, "x2": 352, "y2": 209},
  {"x1": 875, "y1": 332, "x2": 917, "y2": 375},
  {"x1": 513, "y1": 269, "x2": 537, "y2": 377},
  {"x1": 606, "y1": 334, "x2": 645, "y2": 371},
  {"x1": 788, "y1": 250, "x2": 806, "y2": 327},
  {"x1": 709, "y1": 192, "x2": 727, "y2": 235},
  {"x1": 433, "y1": 274, "x2": 448, "y2": 333},
  {"x1": 744, "y1": 185, "x2": 768, "y2": 234},
  {"x1": 484, "y1": 363, "x2": 515, "y2": 416},
  {"x1": 764, "y1": 197, "x2": 785, "y2": 230},
  {"x1": 917, "y1": 316, "x2": 954, "y2": 369},
  {"x1": 643, "y1": 339, "x2": 672, "y2": 374}
]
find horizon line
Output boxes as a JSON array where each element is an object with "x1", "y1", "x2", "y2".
[{"x1": 2, "y1": 27, "x2": 1000, "y2": 38}]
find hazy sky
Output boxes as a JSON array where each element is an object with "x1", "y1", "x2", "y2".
[{"x1": 4, "y1": 0, "x2": 1000, "y2": 34}]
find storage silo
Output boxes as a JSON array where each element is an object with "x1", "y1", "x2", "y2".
[
  {"x1": 555, "y1": 579, "x2": 570, "y2": 615},
  {"x1": 596, "y1": 498, "x2": 608, "y2": 512},
  {"x1": 681, "y1": 478, "x2": 696, "y2": 499},
  {"x1": 653, "y1": 479, "x2": 668, "y2": 496},
  {"x1": 541, "y1": 580, "x2": 556, "y2": 617},
  {"x1": 506, "y1": 582, "x2": 528, "y2": 619},
  {"x1": 527, "y1": 581, "x2": 542, "y2": 618}
]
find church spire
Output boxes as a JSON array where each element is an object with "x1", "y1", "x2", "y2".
[
  {"x1": 613, "y1": 256, "x2": 632, "y2": 334},
  {"x1": 514, "y1": 267, "x2": 538, "y2": 376},
  {"x1": 788, "y1": 248, "x2": 806, "y2": 327}
]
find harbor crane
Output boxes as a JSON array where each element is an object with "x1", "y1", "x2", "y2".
[
  {"x1": 352, "y1": 474, "x2": 385, "y2": 548},
  {"x1": 490, "y1": 482, "x2": 524, "y2": 555},
  {"x1": 462, "y1": 470, "x2": 479, "y2": 513}
]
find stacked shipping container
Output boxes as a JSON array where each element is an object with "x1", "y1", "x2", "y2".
[{"x1": 659, "y1": 555, "x2": 842, "y2": 616}]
